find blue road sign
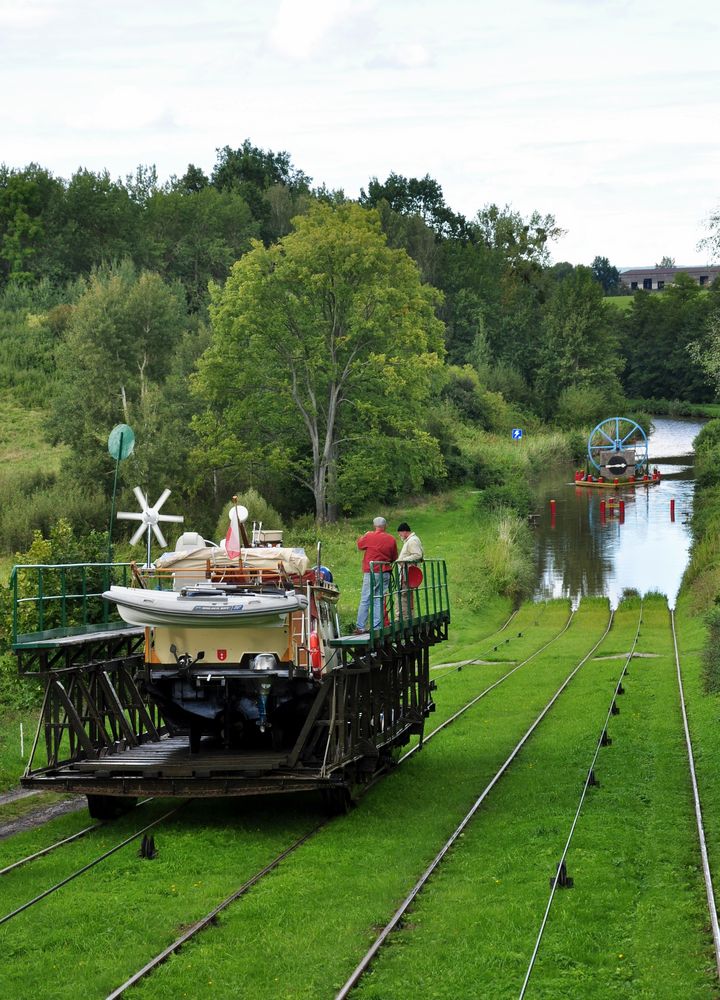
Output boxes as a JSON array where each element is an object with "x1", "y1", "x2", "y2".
[{"x1": 512, "y1": 428, "x2": 523, "y2": 440}]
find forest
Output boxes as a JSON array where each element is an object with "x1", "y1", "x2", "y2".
[{"x1": 0, "y1": 140, "x2": 719, "y2": 549}]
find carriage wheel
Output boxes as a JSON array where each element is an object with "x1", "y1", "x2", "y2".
[{"x1": 587, "y1": 416, "x2": 649, "y2": 473}]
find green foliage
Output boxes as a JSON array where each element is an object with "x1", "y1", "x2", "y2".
[
  {"x1": 537, "y1": 265, "x2": 624, "y2": 417},
  {"x1": 622, "y1": 276, "x2": 717, "y2": 402},
  {"x1": 555, "y1": 383, "x2": 624, "y2": 429},
  {"x1": 700, "y1": 606, "x2": 720, "y2": 693},
  {"x1": 476, "y1": 480, "x2": 534, "y2": 519},
  {"x1": 0, "y1": 468, "x2": 105, "y2": 552},
  {"x1": 49, "y1": 260, "x2": 192, "y2": 497},
  {"x1": 144, "y1": 185, "x2": 258, "y2": 310},
  {"x1": 195, "y1": 201, "x2": 445, "y2": 522},
  {"x1": 213, "y1": 488, "x2": 284, "y2": 542}
]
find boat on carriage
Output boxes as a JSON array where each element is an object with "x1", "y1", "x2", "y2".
[
  {"x1": 102, "y1": 508, "x2": 342, "y2": 752},
  {"x1": 573, "y1": 416, "x2": 662, "y2": 489}
]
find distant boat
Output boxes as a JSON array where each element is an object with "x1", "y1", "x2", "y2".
[{"x1": 104, "y1": 583, "x2": 307, "y2": 628}]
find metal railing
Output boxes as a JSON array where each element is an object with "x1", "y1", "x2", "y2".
[
  {"x1": 10, "y1": 562, "x2": 134, "y2": 647},
  {"x1": 367, "y1": 559, "x2": 449, "y2": 641}
]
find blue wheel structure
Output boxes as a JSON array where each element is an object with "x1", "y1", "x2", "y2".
[{"x1": 587, "y1": 416, "x2": 649, "y2": 473}]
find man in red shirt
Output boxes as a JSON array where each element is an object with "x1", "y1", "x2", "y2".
[{"x1": 355, "y1": 516, "x2": 398, "y2": 633}]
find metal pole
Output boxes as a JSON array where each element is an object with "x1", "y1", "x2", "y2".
[{"x1": 107, "y1": 431, "x2": 123, "y2": 563}]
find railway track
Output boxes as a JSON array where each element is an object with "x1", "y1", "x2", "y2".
[
  {"x1": 99, "y1": 606, "x2": 580, "y2": 999},
  {"x1": 515, "y1": 605, "x2": 720, "y2": 996},
  {"x1": 0, "y1": 801, "x2": 186, "y2": 927},
  {"x1": 335, "y1": 608, "x2": 615, "y2": 999},
  {"x1": 517, "y1": 604, "x2": 643, "y2": 997},
  {"x1": 670, "y1": 608, "x2": 720, "y2": 978},
  {"x1": 0, "y1": 607, "x2": 573, "y2": 934}
]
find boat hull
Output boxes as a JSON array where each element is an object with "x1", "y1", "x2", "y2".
[
  {"x1": 573, "y1": 478, "x2": 661, "y2": 490},
  {"x1": 104, "y1": 585, "x2": 306, "y2": 628}
]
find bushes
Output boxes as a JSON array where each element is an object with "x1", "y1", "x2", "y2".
[
  {"x1": 0, "y1": 469, "x2": 106, "y2": 553},
  {"x1": 462, "y1": 510, "x2": 534, "y2": 607},
  {"x1": 213, "y1": 487, "x2": 284, "y2": 543},
  {"x1": 701, "y1": 606, "x2": 720, "y2": 693},
  {"x1": 476, "y1": 480, "x2": 534, "y2": 519}
]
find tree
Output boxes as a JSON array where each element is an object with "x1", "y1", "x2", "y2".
[
  {"x1": 211, "y1": 141, "x2": 312, "y2": 243},
  {"x1": 656, "y1": 255, "x2": 676, "y2": 268},
  {"x1": 623, "y1": 273, "x2": 716, "y2": 401},
  {"x1": 50, "y1": 261, "x2": 190, "y2": 493},
  {"x1": 360, "y1": 172, "x2": 468, "y2": 239},
  {"x1": 145, "y1": 185, "x2": 258, "y2": 310},
  {"x1": 471, "y1": 204, "x2": 563, "y2": 267},
  {"x1": 0, "y1": 164, "x2": 64, "y2": 285},
  {"x1": 590, "y1": 255, "x2": 620, "y2": 294},
  {"x1": 536, "y1": 266, "x2": 624, "y2": 416},
  {"x1": 193, "y1": 202, "x2": 445, "y2": 522},
  {"x1": 689, "y1": 310, "x2": 720, "y2": 398}
]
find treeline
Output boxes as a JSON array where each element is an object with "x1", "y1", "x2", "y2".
[{"x1": 0, "y1": 141, "x2": 718, "y2": 545}]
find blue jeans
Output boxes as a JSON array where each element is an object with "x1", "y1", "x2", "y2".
[{"x1": 356, "y1": 571, "x2": 390, "y2": 631}]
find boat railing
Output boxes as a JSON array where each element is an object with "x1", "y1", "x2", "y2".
[
  {"x1": 366, "y1": 558, "x2": 450, "y2": 642},
  {"x1": 141, "y1": 563, "x2": 313, "y2": 591},
  {"x1": 9, "y1": 562, "x2": 135, "y2": 648}
]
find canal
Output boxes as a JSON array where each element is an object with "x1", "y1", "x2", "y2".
[{"x1": 534, "y1": 416, "x2": 703, "y2": 608}]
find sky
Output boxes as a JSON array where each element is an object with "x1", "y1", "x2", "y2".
[{"x1": 1, "y1": 0, "x2": 719, "y2": 268}]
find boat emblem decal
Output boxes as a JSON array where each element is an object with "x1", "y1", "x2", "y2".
[{"x1": 217, "y1": 649, "x2": 227, "y2": 661}]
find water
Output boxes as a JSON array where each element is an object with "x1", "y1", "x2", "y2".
[{"x1": 534, "y1": 417, "x2": 703, "y2": 609}]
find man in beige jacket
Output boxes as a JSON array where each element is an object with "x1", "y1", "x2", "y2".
[{"x1": 396, "y1": 522, "x2": 423, "y2": 620}]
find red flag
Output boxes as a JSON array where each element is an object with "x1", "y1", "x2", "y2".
[{"x1": 225, "y1": 518, "x2": 241, "y2": 558}]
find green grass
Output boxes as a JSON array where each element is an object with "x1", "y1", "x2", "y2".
[
  {"x1": 0, "y1": 709, "x2": 40, "y2": 792},
  {"x1": 0, "y1": 398, "x2": 66, "y2": 478},
  {"x1": 605, "y1": 295, "x2": 634, "y2": 310},
  {"x1": 352, "y1": 597, "x2": 715, "y2": 999}
]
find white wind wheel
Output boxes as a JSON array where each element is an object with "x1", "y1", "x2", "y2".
[{"x1": 117, "y1": 487, "x2": 184, "y2": 565}]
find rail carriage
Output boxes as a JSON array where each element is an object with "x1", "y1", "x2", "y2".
[{"x1": 12, "y1": 513, "x2": 450, "y2": 817}]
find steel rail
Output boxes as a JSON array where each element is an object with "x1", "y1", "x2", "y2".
[
  {"x1": 431, "y1": 608, "x2": 526, "y2": 681},
  {"x1": 518, "y1": 604, "x2": 643, "y2": 998},
  {"x1": 0, "y1": 802, "x2": 185, "y2": 926},
  {"x1": 335, "y1": 610, "x2": 615, "y2": 1000},
  {"x1": 103, "y1": 609, "x2": 578, "y2": 999},
  {"x1": 104, "y1": 820, "x2": 327, "y2": 1000},
  {"x1": 0, "y1": 798, "x2": 156, "y2": 878},
  {"x1": 404, "y1": 609, "x2": 577, "y2": 761},
  {"x1": 670, "y1": 609, "x2": 720, "y2": 979}
]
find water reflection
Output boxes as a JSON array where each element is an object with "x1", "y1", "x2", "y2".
[{"x1": 534, "y1": 417, "x2": 703, "y2": 608}]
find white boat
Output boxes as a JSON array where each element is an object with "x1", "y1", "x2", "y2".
[{"x1": 104, "y1": 584, "x2": 308, "y2": 628}]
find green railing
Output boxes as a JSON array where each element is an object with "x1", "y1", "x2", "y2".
[
  {"x1": 367, "y1": 558, "x2": 450, "y2": 641},
  {"x1": 10, "y1": 562, "x2": 135, "y2": 647}
]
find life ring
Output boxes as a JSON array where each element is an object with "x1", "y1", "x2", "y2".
[{"x1": 309, "y1": 631, "x2": 322, "y2": 673}]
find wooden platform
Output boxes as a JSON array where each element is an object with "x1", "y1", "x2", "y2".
[{"x1": 21, "y1": 734, "x2": 330, "y2": 797}]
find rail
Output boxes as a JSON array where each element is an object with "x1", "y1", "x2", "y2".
[
  {"x1": 366, "y1": 558, "x2": 450, "y2": 644},
  {"x1": 10, "y1": 562, "x2": 135, "y2": 648}
]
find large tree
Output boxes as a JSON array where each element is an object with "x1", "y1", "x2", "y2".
[
  {"x1": 536, "y1": 265, "x2": 624, "y2": 416},
  {"x1": 590, "y1": 255, "x2": 621, "y2": 294},
  {"x1": 193, "y1": 202, "x2": 445, "y2": 522}
]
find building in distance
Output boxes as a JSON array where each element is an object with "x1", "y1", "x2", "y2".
[{"x1": 619, "y1": 265, "x2": 720, "y2": 292}]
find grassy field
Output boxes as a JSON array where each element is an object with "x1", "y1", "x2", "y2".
[
  {"x1": 2, "y1": 415, "x2": 720, "y2": 996},
  {"x1": 2, "y1": 597, "x2": 718, "y2": 998}
]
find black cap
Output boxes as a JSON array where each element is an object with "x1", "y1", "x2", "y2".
[{"x1": 397, "y1": 522, "x2": 411, "y2": 532}]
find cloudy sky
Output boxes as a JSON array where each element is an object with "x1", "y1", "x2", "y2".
[{"x1": 2, "y1": 0, "x2": 719, "y2": 267}]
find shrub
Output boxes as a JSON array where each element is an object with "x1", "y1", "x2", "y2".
[
  {"x1": 476, "y1": 480, "x2": 534, "y2": 519},
  {"x1": 213, "y1": 487, "x2": 284, "y2": 542},
  {"x1": 701, "y1": 606, "x2": 720, "y2": 693}
]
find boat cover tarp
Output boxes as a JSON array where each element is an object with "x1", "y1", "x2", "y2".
[{"x1": 156, "y1": 545, "x2": 311, "y2": 578}]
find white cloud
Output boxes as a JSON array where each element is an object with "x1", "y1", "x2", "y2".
[{"x1": 267, "y1": 0, "x2": 359, "y2": 60}]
